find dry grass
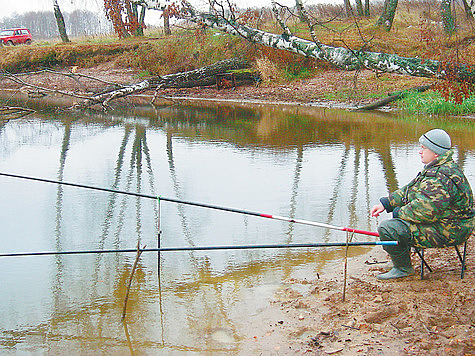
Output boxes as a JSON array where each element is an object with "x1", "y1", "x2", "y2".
[{"x1": 254, "y1": 56, "x2": 284, "y2": 85}]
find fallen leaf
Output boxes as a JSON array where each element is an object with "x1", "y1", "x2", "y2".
[
  {"x1": 325, "y1": 347, "x2": 344, "y2": 354},
  {"x1": 373, "y1": 295, "x2": 383, "y2": 303}
]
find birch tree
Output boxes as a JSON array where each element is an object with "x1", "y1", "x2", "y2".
[
  {"x1": 441, "y1": 0, "x2": 455, "y2": 33},
  {"x1": 179, "y1": 0, "x2": 474, "y2": 82},
  {"x1": 131, "y1": 0, "x2": 172, "y2": 35},
  {"x1": 99, "y1": 0, "x2": 475, "y2": 83},
  {"x1": 376, "y1": 0, "x2": 398, "y2": 31},
  {"x1": 53, "y1": 0, "x2": 70, "y2": 42}
]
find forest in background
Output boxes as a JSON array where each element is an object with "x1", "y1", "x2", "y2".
[{"x1": 0, "y1": 10, "x2": 112, "y2": 39}]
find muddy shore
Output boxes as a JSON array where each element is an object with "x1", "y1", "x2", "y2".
[
  {"x1": 1, "y1": 66, "x2": 474, "y2": 355},
  {"x1": 0, "y1": 64, "x2": 435, "y2": 110},
  {"x1": 245, "y1": 235, "x2": 474, "y2": 355}
]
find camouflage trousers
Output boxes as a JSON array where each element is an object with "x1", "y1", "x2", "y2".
[
  {"x1": 379, "y1": 218, "x2": 473, "y2": 253},
  {"x1": 378, "y1": 218, "x2": 413, "y2": 258}
]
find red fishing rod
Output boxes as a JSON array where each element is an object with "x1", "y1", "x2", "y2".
[
  {"x1": 0, "y1": 172, "x2": 379, "y2": 237},
  {"x1": 158, "y1": 195, "x2": 379, "y2": 237}
]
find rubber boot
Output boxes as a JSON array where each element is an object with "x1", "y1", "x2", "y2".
[{"x1": 377, "y1": 249, "x2": 414, "y2": 280}]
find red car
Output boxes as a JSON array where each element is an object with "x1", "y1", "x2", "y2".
[{"x1": 0, "y1": 28, "x2": 32, "y2": 46}]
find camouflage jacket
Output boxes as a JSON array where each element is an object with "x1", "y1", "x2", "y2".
[{"x1": 381, "y1": 149, "x2": 474, "y2": 248}]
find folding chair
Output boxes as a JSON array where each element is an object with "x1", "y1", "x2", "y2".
[{"x1": 414, "y1": 240, "x2": 468, "y2": 280}]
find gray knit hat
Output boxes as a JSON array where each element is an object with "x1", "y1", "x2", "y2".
[{"x1": 419, "y1": 129, "x2": 451, "y2": 155}]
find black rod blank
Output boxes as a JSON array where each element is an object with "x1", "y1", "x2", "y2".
[
  {"x1": 0, "y1": 172, "x2": 157, "y2": 199},
  {"x1": 0, "y1": 172, "x2": 273, "y2": 217},
  {"x1": 0, "y1": 241, "x2": 396, "y2": 258}
]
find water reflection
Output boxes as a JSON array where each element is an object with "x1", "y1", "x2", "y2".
[
  {"x1": 285, "y1": 145, "x2": 303, "y2": 241},
  {"x1": 0, "y1": 99, "x2": 473, "y2": 353},
  {"x1": 166, "y1": 132, "x2": 195, "y2": 250},
  {"x1": 52, "y1": 118, "x2": 72, "y2": 328},
  {"x1": 323, "y1": 145, "x2": 350, "y2": 240}
]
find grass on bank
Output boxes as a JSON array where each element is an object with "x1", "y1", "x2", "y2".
[
  {"x1": 0, "y1": 28, "x2": 317, "y2": 79},
  {"x1": 399, "y1": 91, "x2": 475, "y2": 115},
  {"x1": 1, "y1": 1, "x2": 475, "y2": 76}
]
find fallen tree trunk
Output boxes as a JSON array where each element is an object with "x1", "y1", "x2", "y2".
[
  {"x1": 149, "y1": 59, "x2": 257, "y2": 88},
  {"x1": 354, "y1": 85, "x2": 432, "y2": 111},
  {"x1": 83, "y1": 57, "x2": 256, "y2": 108},
  {"x1": 181, "y1": 1, "x2": 475, "y2": 82}
]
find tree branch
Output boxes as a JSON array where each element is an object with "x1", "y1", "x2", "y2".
[
  {"x1": 271, "y1": 0, "x2": 292, "y2": 38},
  {"x1": 121, "y1": 242, "x2": 145, "y2": 321},
  {"x1": 1, "y1": 72, "x2": 92, "y2": 100},
  {"x1": 294, "y1": 0, "x2": 321, "y2": 46},
  {"x1": 78, "y1": 57, "x2": 252, "y2": 108},
  {"x1": 0, "y1": 106, "x2": 36, "y2": 120},
  {"x1": 354, "y1": 84, "x2": 432, "y2": 111}
]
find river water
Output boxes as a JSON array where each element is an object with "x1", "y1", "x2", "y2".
[{"x1": 0, "y1": 100, "x2": 473, "y2": 353}]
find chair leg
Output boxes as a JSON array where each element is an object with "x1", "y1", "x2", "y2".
[
  {"x1": 420, "y1": 249, "x2": 424, "y2": 280},
  {"x1": 414, "y1": 248, "x2": 432, "y2": 280},
  {"x1": 455, "y1": 241, "x2": 468, "y2": 279},
  {"x1": 413, "y1": 242, "x2": 468, "y2": 280}
]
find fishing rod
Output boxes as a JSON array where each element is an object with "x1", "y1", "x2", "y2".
[
  {"x1": 0, "y1": 241, "x2": 397, "y2": 258},
  {"x1": 0, "y1": 172, "x2": 380, "y2": 237}
]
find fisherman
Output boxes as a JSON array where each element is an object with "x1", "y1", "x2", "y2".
[{"x1": 370, "y1": 128, "x2": 474, "y2": 280}]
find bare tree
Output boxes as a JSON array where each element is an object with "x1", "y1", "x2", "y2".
[
  {"x1": 441, "y1": 0, "x2": 456, "y2": 33},
  {"x1": 364, "y1": 0, "x2": 370, "y2": 17},
  {"x1": 461, "y1": 0, "x2": 474, "y2": 20},
  {"x1": 67, "y1": 10, "x2": 107, "y2": 36},
  {"x1": 355, "y1": 0, "x2": 364, "y2": 16},
  {"x1": 376, "y1": 0, "x2": 398, "y2": 31},
  {"x1": 53, "y1": 0, "x2": 70, "y2": 42},
  {"x1": 131, "y1": 0, "x2": 172, "y2": 35},
  {"x1": 343, "y1": 0, "x2": 353, "y2": 17},
  {"x1": 1, "y1": 10, "x2": 110, "y2": 39},
  {"x1": 340, "y1": 0, "x2": 368, "y2": 18}
]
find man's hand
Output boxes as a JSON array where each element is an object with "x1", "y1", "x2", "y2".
[{"x1": 371, "y1": 203, "x2": 385, "y2": 217}]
